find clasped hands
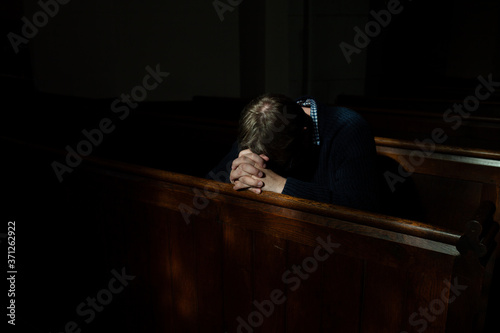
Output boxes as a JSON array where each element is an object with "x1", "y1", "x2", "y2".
[{"x1": 229, "y1": 149, "x2": 287, "y2": 194}]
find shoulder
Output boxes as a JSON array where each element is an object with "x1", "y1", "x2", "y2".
[
  {"x1": 293, "y1": 95, "x2": 371, "y2": 133},
  {"x1": 318, "y1": 103, "x2": 371, "y2": 133}
]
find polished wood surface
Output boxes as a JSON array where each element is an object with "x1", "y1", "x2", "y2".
[
  {"x1": 4, "y1": 133, "x2": 497, "y2": 333},
  {"x1": 374, "y1": 136, "x2": 500, "y2": 227}
]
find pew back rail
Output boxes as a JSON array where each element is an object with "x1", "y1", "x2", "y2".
[{"x1": 72, "y1": 152, "x2": 498, "y2": 333}]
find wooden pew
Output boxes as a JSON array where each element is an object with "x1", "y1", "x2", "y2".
[
  {"x1": 3, "y1": 127, "x2": 500, "y2": 332},
  {"x1": 6, "y1": 134, "x2": 494, "y2": 333},
  {"x1": 374, "y1": 137, "x2": 500, "y2": 229}
]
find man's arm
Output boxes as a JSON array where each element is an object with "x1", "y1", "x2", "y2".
[
  {"x1": 205, "y1": 141, "x2": 239, "y2": 183},
  {"x1": 234, "y1": 162, "x2": 286, "y2": 194},
  {"x1": 206, "y1": 109, "x2": 380, "y2": 212},
  {"x1": 281, "y1": 115, "x2": 381, "y2": 212}
]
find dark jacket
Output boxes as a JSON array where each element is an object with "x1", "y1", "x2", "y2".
[{"x1": 206, "y1": 98, "x2": 382, "y2": 213}]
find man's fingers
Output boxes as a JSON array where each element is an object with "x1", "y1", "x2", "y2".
[
  {"x1": 233, "y1": 181, "x2": 262, "y2": 194},
  {"x1": 238, "y1": 149, "x2": 253, "y2": 157},
  {"x1": 233, "y1": 176, "x2": 263, "y2": 189},
  {"x1": 259, "y1": 154, "x2": 270, "y2": 162},
  {"x1": 249, "y1": 187, "x2": 262, "y2": 194},
  {"x1": 233, "y1": 180, "x2": 250, "y2": 191},
  {"x1": 230, "y1": 166, "x2": 263, "y2": 184},
  {"x1": 232, "y1": 157, "x2": 266, "y2": 174},
  {"x1": 239, "y1": 175, "x2": 264, "y2": 188},
  {"x1": 239, "y1": 163, "x2": 263, "y2": 177},
  {"x1": 230, "y1": 150, "x2": 268, "y2": 188},
  {"x1": 234, "y1": 151, "x2": 267, "y2": 169}
]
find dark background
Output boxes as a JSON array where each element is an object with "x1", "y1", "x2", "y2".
[
  {"x1": 2, "y1": 0, "x2": 500, "y2": 332},
  {"x1": 3, "y1": 0, "x2": 500, "y2": 170}
]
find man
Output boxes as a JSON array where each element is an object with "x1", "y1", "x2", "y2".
[{"x1": 206, "y1": 93, "x2": 382, "y2": 212}]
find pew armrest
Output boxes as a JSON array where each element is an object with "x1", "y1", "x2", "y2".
[{"x1": 457, "y1": 201, "x2": 500, "y2": 264}]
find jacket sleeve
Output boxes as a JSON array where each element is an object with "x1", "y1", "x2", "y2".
[
  {"x1": 282, "y1": 114, "x2": 381, "y2": 212},
  {"x1": 204, "y1": 141, "x2": 240, "y2": 183}
]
